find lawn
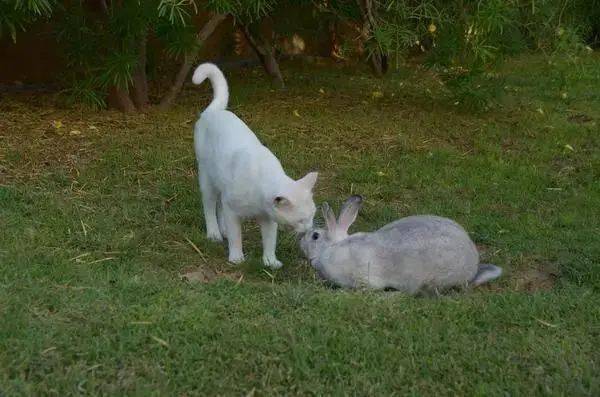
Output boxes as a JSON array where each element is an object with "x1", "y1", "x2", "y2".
[{"x1": 1, "y1": 54, "x2": 599, "y2": 395}]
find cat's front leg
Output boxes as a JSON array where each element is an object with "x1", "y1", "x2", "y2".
[
  {"x1": 222, "y1": 202, "x2": 244, "y2": 264},
  {"x1": 258, "y1": 217, "x2": 283, "y2": 269}
]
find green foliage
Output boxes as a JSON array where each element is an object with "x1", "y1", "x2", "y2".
[
  {"x1": 62, "y1": 78, "x2": 107, "y2": 110},
  {"x1": 158, "y1": 0, "x2": 199, "y2": 26},
  {"x1": 517, "y1": 0, "x2": 600, "y2": 51},
  {"x1": 317, "y1": 0, "x2": 597, "y2": 110},
  {"x1": 51, "y1": 0, "x2": 280, "y2": 108},
  {"x1": 0, "y1": 0, "x2": 55, "y2": 41},
  {"x1": 53, "y1": 0, "x2": 195, "y2": 107},
  {"x1": 207, "y1": 0, "x2": 277, "y2": 22},
  {"x1": 4, "y1": 0, "x2": 599, "y2": 110},
  {"x1": 100, "y1": 51, "x2": 138, "y2": 90},
  {"x1": 240, "y1": 0, "x2": 277, "y2": 21},
  {"x1": 157, "y1": 21, "x2": 200, "y2": 60},
  {"x1": 373, "y1": 1, "x2": 440, "y2": 59},
  {"x1": 443, "y1": 71, "x2": 505, "y2": 111}
]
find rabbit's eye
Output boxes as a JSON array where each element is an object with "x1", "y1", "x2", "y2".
[{"x1": 311, "y1": 232, "x2": 320, "y2": 240}]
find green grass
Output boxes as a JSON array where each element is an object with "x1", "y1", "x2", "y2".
[{"x1": 1, "y1": 54, "x2": 599, "y2": 395}]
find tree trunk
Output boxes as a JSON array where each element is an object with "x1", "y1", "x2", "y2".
[
  {"x1": 131, "y1": 32, "x2": 149, "y2": 109},
  {"x1": 97, "y1": 0, "x2": 139, "y2": 112},
  {"x1": 108, "y1": 86, "x2": 136, "y2": 112},
  {"x1": 357, "y1": 0, "x2": 388, "y2": 76},
  {"x1": 369, "y1": 51, "x2": 388, "y2": 77},
  {"x1": 329, "y1": 20, "x2": 343, "y2": 60},
  {"x1": 97, "y1": 0, "x2": 108, "y2": 13},
  {"x1": 263, "y1": 50, "x2": 284, "y2": 88},
  {"x1": 240, "y1": 23, "x2": 284, "y2": 88},
  {"x1": 158, "y1": 13, "x2": 227, "y2": 110}
]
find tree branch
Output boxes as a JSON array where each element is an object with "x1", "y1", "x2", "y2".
[
  {"x1": 158, "y1": 13, "x2": 227, "y2": 110},
  {"x1": 240, "y1": 23, "x2": 284, "y2": 88},
  {"x1": 131, "y1": 31, "x2": 149, "y2": 109},
  {"x1": 356, "y1": 0, "x2": 387, "y2": 76},
  {"x1": 107, "y1": 86, "x2": 136, "y2": 112}
]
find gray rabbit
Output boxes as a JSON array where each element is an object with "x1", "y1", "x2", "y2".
[{"x1": 300, "y1": 196, "x2": 502, "y2": 294}]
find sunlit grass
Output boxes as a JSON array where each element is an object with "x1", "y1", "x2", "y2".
[{"x1": 0, "y1": 54, "x2": 599, "y2": 395}]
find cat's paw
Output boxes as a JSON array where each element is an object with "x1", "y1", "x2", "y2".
[
  {"x1": 206, "y1": 230, "x2": 223, "y2": 242},
  {"x1": 228, "y1": 252, "x2": 245, "y2": 264},
  {"x1": 263, "y1": 256, "x2": 283, "y2": 269}
]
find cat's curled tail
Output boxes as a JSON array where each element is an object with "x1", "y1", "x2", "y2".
[{"x1": 192, "y1": 63, "x2": 229, "y2": 113}]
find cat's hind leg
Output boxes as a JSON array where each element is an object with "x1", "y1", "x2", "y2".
[
  {"x1": 217, "y1": 200, "x2": 227, "y2": 239},
  {"x1": 222, "y1": 202, "x2": 244, "y2": 263},
  {"x1": 198, "y1": 171, "x2": 222, "y2": 242}
]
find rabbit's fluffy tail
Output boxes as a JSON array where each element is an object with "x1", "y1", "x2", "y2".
[
  {"x1": 192, "y1": 63, "x2": 229, "y2": 114},
  {"x1": 471, "y1": 264, "x2": 503, "y2": 286}
]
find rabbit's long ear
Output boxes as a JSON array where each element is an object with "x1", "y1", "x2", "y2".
[
  {"x1": 322, "y1": 202, "x2": 337, "y2": 232},
  {"x1": 337, "y1": 195, "x2": 363, "y2": 233}
]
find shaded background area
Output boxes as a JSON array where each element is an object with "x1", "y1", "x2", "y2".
[{"x1": 0, "y1": 8, "x2": 333, "y2": 85}]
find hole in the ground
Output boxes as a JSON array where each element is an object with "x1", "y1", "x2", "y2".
[
  {"x1": 477, "y1": 245, "x2": 559, "y2": 293},
  {"x1": 510, "y1": 265, "x2": 559, "y2": 292}
]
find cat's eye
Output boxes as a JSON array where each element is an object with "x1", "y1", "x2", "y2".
[{"x1": 311, "y1": 232, "x2": 320, "y2": 240}]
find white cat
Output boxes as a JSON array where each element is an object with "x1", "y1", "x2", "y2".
[{"x1": 191, "y1": 63, "x2": 318, "y2": 268}]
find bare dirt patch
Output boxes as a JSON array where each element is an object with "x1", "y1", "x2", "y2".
[
  {"x1": 481, "y1": 263, "x2": 559, "y2": 293},
  {"x1": 510, "y1": 265, "x2": 559, "y2": 292},
  {"x1": 180, "y1": 265, "x2": 243, "y2": 284},
  {"x1": 477, "y1": 245, "x2": 559, "y2": 293}
]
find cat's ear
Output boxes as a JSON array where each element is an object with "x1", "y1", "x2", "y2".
[
  {"x1": 297, "y1": 172, "x2": 318, "y2": 191},
  {"x1": 274, "y1": 196, "x2": 291, "y2": 207}
]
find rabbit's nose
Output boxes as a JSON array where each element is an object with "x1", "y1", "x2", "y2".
[{"x1": 294, "y1": 222, "x2": 311, "y2": 234}]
